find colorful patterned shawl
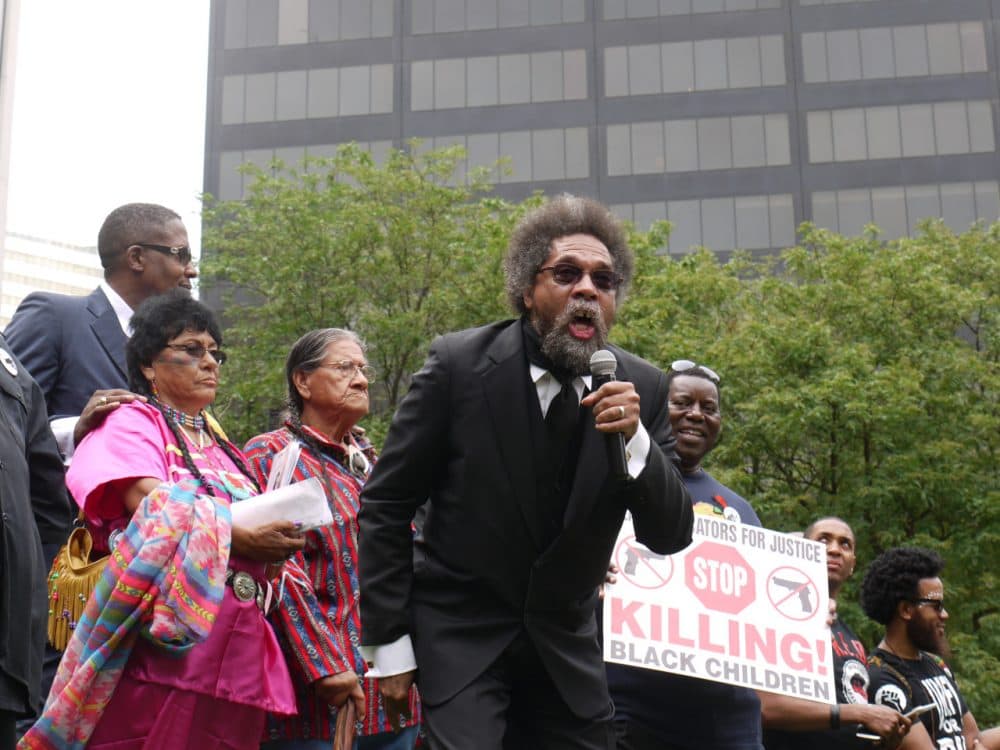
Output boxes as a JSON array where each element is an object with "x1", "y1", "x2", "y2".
[{"x1": 19, "y1": 479, "x2": 231, "y2": 750}]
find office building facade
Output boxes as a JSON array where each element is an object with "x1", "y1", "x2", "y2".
[{"x1": 204, "y1": 0, "x2": 1000, "y2": 256}]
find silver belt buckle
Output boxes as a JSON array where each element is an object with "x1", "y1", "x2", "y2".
[{"x1": 230, "y1": 570, "x2": 257, "y2": 603}]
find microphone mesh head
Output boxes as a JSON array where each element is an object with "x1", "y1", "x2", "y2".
[{"x1": 589, "y1": 349, "x2": 617, "y2": 377}]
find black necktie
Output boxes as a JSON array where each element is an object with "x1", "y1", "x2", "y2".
[{"x1": 545, "y1": 375, "x2": 579, "y2": 466}]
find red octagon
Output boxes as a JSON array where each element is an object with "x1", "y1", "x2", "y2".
[{"x1": 684, "y1": 541, "x2": 755, "y2": 614}]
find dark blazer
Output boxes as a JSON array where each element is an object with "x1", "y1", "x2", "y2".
[
  {"x1": 0, "y1": 335, "x2": 72, "y2": 712},
  {"x1": 359, "y1": 320, "x2": 693, "y2": 719},
  {"x1": 4, "y1": 287, "x2": 128, "y2": 419}
]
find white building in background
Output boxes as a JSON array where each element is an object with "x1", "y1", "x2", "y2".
[
  {"x1": 0, "y1": 232, "x2": 102, "y2": 327},
  {"x1": 0, "y1": 0, "x2": 22, "y2": 260}
]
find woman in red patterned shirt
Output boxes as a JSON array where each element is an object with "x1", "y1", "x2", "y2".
[{"x1": 248, "y1": 328, "x2": 421, "y2": 750}]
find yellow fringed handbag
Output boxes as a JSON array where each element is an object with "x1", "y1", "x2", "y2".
[{"x1": 46, "y1": 523, "x2": 109, "y2": 650}]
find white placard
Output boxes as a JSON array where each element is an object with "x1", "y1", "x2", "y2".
[
  {"x1": 603, "y1": 513, "x2": 835, "y2": 703},
  {"x1": 231, "y1": 476, "x2": 331, "y2": 531}
]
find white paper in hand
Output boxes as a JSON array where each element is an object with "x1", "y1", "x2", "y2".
[
  {"x1": 265, "y1": 440, "x2": 302, "y2": 491},
  {"x1": 231, "y1": 476, "x2": 331, "y2": 531}
]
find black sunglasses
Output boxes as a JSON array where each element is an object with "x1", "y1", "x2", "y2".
[
  {"x1": 136, "y1": 243, "x2": 194, "y2": 266},
  {"x1": 165, "y1": 343, "x2": 227, "y2": 365},
  {"x1": 912, "y1": 598, "x2": 946, "y2": 613},
  {"x1": 536, "y1": 263, "x2": 622, "y2": 292},
  {"x1": 670, "y1": 359, "x2": 721, "y2": 384}
]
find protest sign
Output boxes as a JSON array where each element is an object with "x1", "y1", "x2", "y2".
[{"x1": 603, "y1": 513, "x2": 834, "y2": 703}]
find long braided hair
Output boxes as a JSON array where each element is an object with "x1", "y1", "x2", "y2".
[
  {"x1": 127, "y1": 289, "x2": 261, "y2": 496},
  {"x1": 283, "y1": 328, "x2": 368, "y2": 497}
]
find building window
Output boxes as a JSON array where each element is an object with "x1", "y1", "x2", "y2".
[
  {"x1": 419, "y1": 127, "x2": 590, "y2": 183},
  {"x1": 224, "y1": 0, "x2": 393, "y2": 48},
  {"x1": 612, "y1": 194, "x2": 795, "y2": 253},
  {"x1": 411, "y1": 50, "x2": 587, "y2": 111},
  {"x1": 602, "y1": 0, "x2": 782, "y2": 20},
  {"x1": 801, "y1": 22, "x2": 987, "y2": 83},
  {"x1": 411, "y1": 0, "x2": 586, "y2": 34},
  {"x1": 605, "y1": 35, "x2": 785, "y2": 96},
  {"x1": 220, "y1": 65, "x2": 394, "y2": 123},
  {"x1": 216, "y1": 141, "x2": 394, "y2": 200},
  {"x1": 811, "y1": 181, "x2": 1000, "y2": 238},
  {"x1": 606, "y1": 114, "x2": 790, "y2": 175},
  {"x1": 807, "y1": 101, "x2": 994, "y2": 163}
]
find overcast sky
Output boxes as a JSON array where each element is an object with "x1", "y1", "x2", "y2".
[{"x1": 7, "y1": 1, "x2": 210, "y2": 251}]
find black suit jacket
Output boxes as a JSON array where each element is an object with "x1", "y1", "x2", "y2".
[
  {"x1": 359, "y1": 320, "x2": 693, "y2": 717},
  {"x1": 4, "y1": 287, "x2": 128, "y2": 419}
]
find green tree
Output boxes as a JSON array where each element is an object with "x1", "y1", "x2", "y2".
[
  {"x1": 202, "y1": 143, "x2": 534, "y2": 443},
  {"x1": 617, "y1": 220, "x2": 999, "y2": 724}
]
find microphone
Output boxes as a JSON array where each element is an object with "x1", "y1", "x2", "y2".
[{"x1": 589, "y1": 350, "x2": 629, "y2": 480}]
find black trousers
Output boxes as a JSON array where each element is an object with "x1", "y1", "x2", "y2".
[
  {"x1": 423, "y1": 633, "x2": 615, "y2": 750},
  {"x1": 0, "y1": 710, "x2": 17, "y2": 750}
]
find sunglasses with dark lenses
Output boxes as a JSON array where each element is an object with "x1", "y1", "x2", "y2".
[
  {"x1": 670, "y1": 359, "x2": 721, "y2": 384},
  {"x1": 165, "y1": 343, "x2": 227, "y2": 365},
  {"x1": 536, "y1": 264, "x2": 622, "y2": 292},
  {"x1": 913, "y1": 598, "x2": 946, "y2": 613},
  {"x1": 136, "y1": 243, "x2": 194, "y2": 266}
]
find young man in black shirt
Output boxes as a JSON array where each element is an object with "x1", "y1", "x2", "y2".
[{"x1": 862, "y1": 547, "x2": 988, "y2": 750}]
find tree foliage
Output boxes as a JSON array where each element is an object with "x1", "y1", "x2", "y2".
[
  {"x1": 202, "y1": 143, "x2": 535, "y2": 442},
  {"x1": 617, "y1": 221, "x2": 999, "y2": 723}
]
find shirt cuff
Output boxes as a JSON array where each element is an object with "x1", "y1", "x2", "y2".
[
  {"x1": 360, "y1": 635, "x2": 417, "y2": 678},
  {"x1": 625, "y1": 422, "x2": 650, "y2": 479},
  {"x1": 50, "y1": 416, "x2": 78, "y2": 465}
]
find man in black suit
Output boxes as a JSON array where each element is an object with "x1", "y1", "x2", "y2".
[
  {"x1": 0, "y1": 335, "x2": 72, "y2": 748},
  {"x1": 5, "y1": 202, "x2": 197, "y2": 461},
  {"x1": 358, "y1": 195, "x2": 694, "y2": 749}
]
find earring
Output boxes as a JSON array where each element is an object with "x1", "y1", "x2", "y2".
[{"x1": 150, "y1": 379, "x2": 159, "y2": 398}]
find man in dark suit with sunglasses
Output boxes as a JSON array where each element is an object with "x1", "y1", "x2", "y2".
[
  {"x1": 3, "y1": 202, "x2": 196, "y2": 736},
  {"x1": 359, "y1": 195, "x2": 693, "y2": 749},
  {"x1": 5, "y1": 202, "x2": 197, "y2": 463}
]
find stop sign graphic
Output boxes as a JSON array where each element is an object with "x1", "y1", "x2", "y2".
[{"x1": 684, "y1": 541, "x2": 755, "y2": 614}]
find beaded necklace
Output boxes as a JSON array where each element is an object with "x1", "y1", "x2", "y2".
[{"x1": 154, "y1": 397, "x2": 206, "y2": 431}]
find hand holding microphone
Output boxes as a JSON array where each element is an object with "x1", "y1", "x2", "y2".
[{"x1": 581, "y1": 350, "x2": 640, "y2": 479}]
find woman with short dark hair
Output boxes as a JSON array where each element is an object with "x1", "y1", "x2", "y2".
[{"x1": 25, "y1": 289, "x2": 301, "y2": 749}]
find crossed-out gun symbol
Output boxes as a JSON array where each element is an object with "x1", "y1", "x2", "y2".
[
  {"x1": 772, "y1": 576, "x2": 813, "y2": 613},
  {"x1": 624, "y1": 546, "x2": 666, "y2": 575}
]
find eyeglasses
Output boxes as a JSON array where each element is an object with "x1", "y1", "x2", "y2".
[
  {"x1": 164, "y1": 343, "x2": 227, "y2": 365},
  {"x1": 913, "y1": 598, "x2": 946, "y2": 613},
  {"x1": 136, "y1": 243, "x2": 194, "y2": 266},
  {"x1": 536, "y1": 264, "x2": 622, "y2": 292},
  {"x1": 318, "y1": 360, "x2": 376, "y2": 382},
  {"x1": 671, "y1": 359, "x2": 721, "y2": 384}
]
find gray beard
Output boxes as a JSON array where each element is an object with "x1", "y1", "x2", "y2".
[{"x1": 536, "y1": 300, "x2": 609, "y2": 375}]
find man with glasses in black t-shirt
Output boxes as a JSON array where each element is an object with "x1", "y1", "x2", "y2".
[{"x1": 862, "y1": 547, "x2": 989, "y2": 750}]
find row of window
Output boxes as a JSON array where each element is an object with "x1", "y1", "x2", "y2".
[
  {"x1": 411, "y1": 50, "x2": 587, "y2": 111},
  {"x1": 605, "y1": 36, "x2": 785, "y2": 97},
  {"x1": 224, "y1": 0, "x2": 394, "y2": 48},
  {"x1": 603, "y1": 0, "x2": 780, "y2": 18},
  {"x1": 416, "y1": 128, "x2": 590, "y2": 183},
  {"x1": 219, "y1": 95, "x2": 995, "y2": 176},
  {"x1": 607, "y1": 114, "x2": 790, "y2": 176},
  {"x1": 216, "y1": 142, "x2": 394, "y2": 201},
  {"x1": 613, "y1": 194, "x2": 795, "y2": 252},
  {"x1": 221, "y1": 65, "x2": 394, "y2": 124},
  {"x1": 807, "y1": 100, "x2": 994, "y2": 164},
  {"x1": 802, "y1": 22, "x2": 988, "y2": 84},
  {"x1": 812, "y1": 181, "x2": 1000, "y2": 239},
  {"x1": 412, "y1": 0, "x2": 585, "y2": 34}
]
